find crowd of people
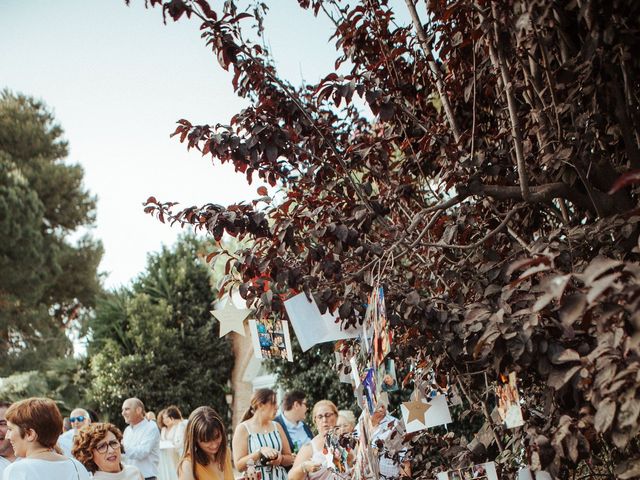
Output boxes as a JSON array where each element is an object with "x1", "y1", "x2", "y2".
[{"x1": 0, "y1": 389, "x2": 405, "y2": 480}]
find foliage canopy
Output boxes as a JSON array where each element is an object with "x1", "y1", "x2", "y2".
[{"x1": 139, "y1": 1, "x2": 640, "y2": 478}]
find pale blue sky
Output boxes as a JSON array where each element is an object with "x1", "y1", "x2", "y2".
[{"x1": 0, "y1": 0, "x2": 338, "y2": 288}]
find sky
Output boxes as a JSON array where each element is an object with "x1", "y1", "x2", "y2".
[{"x1": 0, "y1": 0, "x2": 338, "y2": 288}]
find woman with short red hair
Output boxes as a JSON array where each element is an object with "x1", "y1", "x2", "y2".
[{"x1": 3, "y1": 397, "x2": 90, "y2": 479}]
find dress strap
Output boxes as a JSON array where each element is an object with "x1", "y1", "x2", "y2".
[{"x1": 242, "y1": 422, "x2": 252, "y2": 435}]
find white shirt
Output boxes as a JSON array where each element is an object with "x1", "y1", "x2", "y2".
[
  {"x1": 122, "y1": 419, "x2": 160, "y2": 478},
  {"x1": 93, "y1": 464, "x2": 143, "y2": 480},
  {"x1": 58, "y1": 428, "x2": 77, "y2": 457},
  {"x1": 2, "y1": 457, "x2": 90, "y2": 480},
  {"x1": 0, "y1": 457, "x2": 11, "y2": 479}
]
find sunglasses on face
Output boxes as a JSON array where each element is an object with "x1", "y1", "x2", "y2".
[
  {"x1": 95, "y1": 439, "x2": 121, "y2": 454},
  {"x1": 70, "y1": 416, "x2": 86, "y2": 423}
]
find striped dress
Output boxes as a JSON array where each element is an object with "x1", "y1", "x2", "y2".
[{"x1": 244, "y1": 422, "x2": 288, "y2": 480}]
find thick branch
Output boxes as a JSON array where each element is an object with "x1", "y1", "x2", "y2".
[
  {"x1": 404, "y1": 0, "x2": 462, "y2": 143},
  {"x1": 481, "y1": 3, "x2": 531, "y2": 202}
]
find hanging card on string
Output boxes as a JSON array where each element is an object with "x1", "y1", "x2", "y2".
[
  {"x1": 248, "y1": 315, "x2": 293, "y2": 361},
  {"x1": 284, "y1": 292, "x2": 360, "y2": 352}
]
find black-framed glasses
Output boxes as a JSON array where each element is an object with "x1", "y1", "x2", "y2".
[
  {"x1": 95, "y1": 439, "x2": 121, "y2": 454},
  {"x1": 70, "y1": 416, "x2": 86, "y2": 423},
  {"x1": 315, "y1": 412, "x2": 336, "y2": 421}
]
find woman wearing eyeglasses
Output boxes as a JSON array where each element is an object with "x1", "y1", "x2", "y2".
[
  {"x1": 72, "y1": 423, "x2": 143, "y2": 480},
  {"x1": 288, "y1": 400, "x2": 349, "y2": 480}
]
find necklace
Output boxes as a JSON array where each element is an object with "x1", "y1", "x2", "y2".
[{"x1": 29, "y1": 448, "x2": 52, "y2": 458}]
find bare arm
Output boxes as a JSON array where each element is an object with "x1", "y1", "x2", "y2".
[
  {"x1": 273, "y1": 422, "x2": 294, "y2": 467},
  {"x1": 288, "y1": 443, "x2": 313, "y2": 480},
  {"x1": 178, "y1": 458, "x2": 195, "y2": 480},
  {"x1": 232, "y1": 422, "x2": 258, "y2": 472}
]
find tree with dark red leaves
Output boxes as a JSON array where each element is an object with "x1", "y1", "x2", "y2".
[{"x1": 134, "y1": 0, "x2": 640, "y2": 478}]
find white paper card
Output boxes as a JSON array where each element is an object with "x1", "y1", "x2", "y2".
[
  {"x1": 401, "y1": 394, "x2": 452, "y2": 433},
  {"x1": 284, "y1": 292, "x2": 361, "y2": 352}
]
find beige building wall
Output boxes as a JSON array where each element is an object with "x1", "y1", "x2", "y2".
[{"x1": 229, "y1": 319, "x2": 278, "y2": 430}]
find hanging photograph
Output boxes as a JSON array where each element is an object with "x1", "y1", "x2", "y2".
[
  {"x1": 353, "y1": 410, "x2": 380, "y2": 480},
  {"x1": 496, "y1": 371, "x2": 524, "y2": 428},
  {"x1": 248, "y1": 316, "x2": 293, "y2": 361},
  {"x1": 373, "y1": 286, "x2": 392, "y2": 366},
  {"x1": 377, "y1": 358, "x2": 399, "y2": 393},
  {"x1": 436, "y1": 461, "x2": 498, "y2": 480},
  {"x1": 362, "y1": 287, "x2": 379, "y2": 354},
  {"x1": 335, "y1": 341, "x2": 356, "y2": 384}
]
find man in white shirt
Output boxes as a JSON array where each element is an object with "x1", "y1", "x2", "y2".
[
  {"x1": 121, "y1": 397, "x2": 160, "y2": 480},
  {"x1": 58, "y1": 407, "x2": 92, "y2": 457},
  {"x1": 0, "y1": 401, "x2": 16, "y2": 477}
]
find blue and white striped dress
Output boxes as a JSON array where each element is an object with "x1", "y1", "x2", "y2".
[{"x1": 244, "y1": 422, "x2": 287, "y2": 480}]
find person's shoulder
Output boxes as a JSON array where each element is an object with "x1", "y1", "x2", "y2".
[
  {"x1": 70, "y1": 458, "x2": 91, "y2": 479},
  {"x1": 235, "y1": 420, "x2": 249, "y2": 432},
  {"x1": 4, "y1": 459, "x2": 29, "y2": 472},
  {"x1": 123, "y1": 464, "x2": 143, "y2": 476},
  {"x1": 179, "y1": 457, "x2": 195, "y2": 479},
  {"x1": 143, "y1": 419, "x2": 160, "y2": 434}
]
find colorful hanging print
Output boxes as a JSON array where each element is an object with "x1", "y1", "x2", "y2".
[{"x1": 248, "y1": 315, "x2": 293, "y2": 361}]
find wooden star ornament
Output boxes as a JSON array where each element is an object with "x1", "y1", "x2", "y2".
[
  {"x1": 211, "y1": 301, "x2": 251, "y2": 337},
  {"x1": 402, "y1": 398, "x2": 431, "y2": 424}
]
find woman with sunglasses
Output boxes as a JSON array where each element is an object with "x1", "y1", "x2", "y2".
[
  {"x1": 3, "y1": 397, "x2": 90, "y2": 480},
  {"x1": 73, "y1": 423, "x2": 143, "y2": 479},
  {"x1": 178, "y1": 406, "x2": 232, "y2": 480},
  {"x1": 289, "y1": 400, "x2": 349, "y2": 480}
]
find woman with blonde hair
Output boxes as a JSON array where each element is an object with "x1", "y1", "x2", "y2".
[
  {"x1": 177, "y1": 406, "x2": 232, "y2": 480},
  {"x1": 288, "y1": 400, "x2": 348, "y2": 480},
  {"x1": 232, "y1": 389, "x2": 293, "y2": 480},
  {"x1": 72, "y1": 422, "x2": 143, "y2": 479}
]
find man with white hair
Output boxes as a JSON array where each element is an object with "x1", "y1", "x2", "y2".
[
  {"x1": 58, "y1": 407, "x2": 92, "y2": 457},
  {"x1": 122, "y1": 397, "x2": 160, "y2": 480},
  {"x1": 0, "y1": 400, "x2": 16, "y2": 477}
]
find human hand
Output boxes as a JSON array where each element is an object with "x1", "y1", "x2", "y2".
[
  {"x1": 258, "y1": 447, "x2": 279, "y2": 464},
  {"x1": 302, "y1": 461, "x2": 322, "y2": 474}
]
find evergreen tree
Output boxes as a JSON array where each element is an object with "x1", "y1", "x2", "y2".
[
  {"x1": 0, "y1": 90, "x2": 102, "y2": 374},
  {"x1": 87, "y1": 235, "x2": 234, "y2": 426}
]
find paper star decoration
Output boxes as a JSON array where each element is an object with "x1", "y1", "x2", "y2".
[
  {"x1": 402, "y1": 398, "x2": 431, "y2": 424},
  {"x1": 211, "y1": 301, "x2": 251, "y2": 337}
]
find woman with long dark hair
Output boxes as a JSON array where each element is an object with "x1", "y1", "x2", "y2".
[
  {"x1": 177, "y1": 406, "x2": 232, "y2": 480},
  {"x1": 232, "y1": 389, "x2": 293, "y2": 480}
]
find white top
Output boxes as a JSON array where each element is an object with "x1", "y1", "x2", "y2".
[
  {"x1": 0, "y1": 457, "x2": 11, "y2": 479},
  {"x1": 58, "y1": 428, "x2": 77, "y2": 457},
  {"x1": 2, "y1": 457, "x2": 90, "y2": 480},
  {"x1": 93, "y1": 464, "x2": 143, "y2": 480},
  {"x1": 122, "y1": 419, "x2": 160, "y2": 478}
]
